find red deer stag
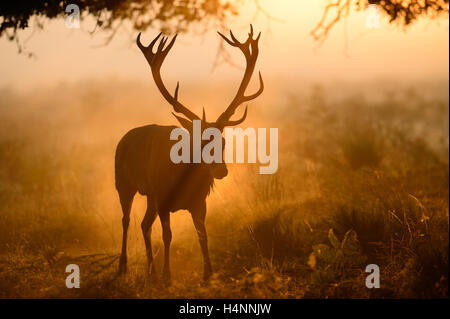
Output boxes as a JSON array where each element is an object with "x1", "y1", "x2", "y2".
[{"x1": 115, "y1": 26, "x2": 263, "y2": 284}]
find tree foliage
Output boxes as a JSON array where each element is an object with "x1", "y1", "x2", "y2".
[
  {"x1": 0, "y1": 0, "x2": 448, "y2": 51},
  {"x1": 0, "y1": 0, "x2": 237, "y2": 42},
  {"x1": 312, "y1": 0, "x2": 449, "y2": 42}
]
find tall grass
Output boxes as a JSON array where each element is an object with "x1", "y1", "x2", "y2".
[{"x1": 0, "y1": 80, "x2": 448, "y2": 298}]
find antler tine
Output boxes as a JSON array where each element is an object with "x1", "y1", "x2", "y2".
[
  {"x1": 137, "y1": 32, "x2": 200, "y2": 121},
  {"x1": 241, "y1": 71, "x2": 264, "y2": 102},
  {"x1": 255, "y1": 31, "x2": 261, "y2": 42},
  {"x1": 219, "y1": 105, "x2": 248, "y2": 128},
  {"x1": 216, "y1": 26, "x2": 263, "y2": 127},
  {"x1": 229, "y1": 30, "x2": 242, "y2": 46},
  {"x1": 136, "y1": 32, "x2": 145, "y2": 51},
  {"x1": 164, "y1": 34, "x2": 178, "y2": 53},
  {"x1": 137, "y1": 32, "x2": 162, "y2": 53},
  {"x1": 157, "y1": 36, "x2": 168, "y2": 52},
  {"x1": 217, "y1": 31, "x2": 237, "y2": 47},
  {"x1": 174, "y1": 82, "x2": 179, "y2": 101},
  {"x1": 149, "y1": 32, "x2": 163, "y2": 52}
]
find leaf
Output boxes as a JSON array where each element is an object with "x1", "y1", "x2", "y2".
[
  {"x1": 341, "y1": 229, "x2": 361, "y2": 255},
  {"x1": 312, "y1": 244, "x2": 335, "y2": 263},
  {"x1": 328, "y1": 228, "x2": 340, "y2": 249},
  {"x1": 307, "y1": 253, "x2": 316, "y2": 269},
  {"x1": 335, "y1": 249, "x2": 345, "y2": 261}
]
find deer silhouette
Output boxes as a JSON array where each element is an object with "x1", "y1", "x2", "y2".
[{"x1": 115, "y1": 26, "x2": 263, "y2": 284}]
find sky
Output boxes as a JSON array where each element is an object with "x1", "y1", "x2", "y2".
[{"x1": 0, "y1": 0, "x2": 448, "y2": 92}]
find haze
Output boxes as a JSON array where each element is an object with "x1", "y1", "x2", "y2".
[{"x1": 0, "y1": 0, "x2": 448, "y2": 93}]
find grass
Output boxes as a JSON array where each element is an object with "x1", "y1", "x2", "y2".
[{"x1": 0, "y1": 80, "x2": 448, "y2": 298}]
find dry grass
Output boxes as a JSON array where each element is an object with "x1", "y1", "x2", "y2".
[{"x1": 0, "y1": 79, "x2": 448, "y2": 298}]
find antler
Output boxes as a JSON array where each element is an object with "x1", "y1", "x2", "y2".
[
  {"x1": 137, "y1": 32, "x2": 200, "y2": 121},
  {"x1": 216, "y1": 25, "x2": 264, "y2": 128}
]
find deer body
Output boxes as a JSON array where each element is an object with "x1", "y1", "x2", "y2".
[
  {"x1": 116, "y1": 26, "x2": 263, "y2": 284},
  {"x1": 115, "y1": 125, "x2": 214, "y2": 212}
]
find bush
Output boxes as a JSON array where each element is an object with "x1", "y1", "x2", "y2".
[
  {"x1": 308, "y1": 229, "x2": 367, "y2": 285},
  {"x1": 338, "y1": 121, "x2": 384, "y2": 170}
]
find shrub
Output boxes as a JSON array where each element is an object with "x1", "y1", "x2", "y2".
[
  {"x1": 338, "y1": 122, "x2": 383, "y2": 170},
  {"x1": 308, "y1": 229, "x2": 367, "y2": 285}
]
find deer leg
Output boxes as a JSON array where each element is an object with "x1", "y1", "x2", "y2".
[
  {"x1": 191, "y1": 203, "x2": 212, "y2": 281},
  {"x1": 118, "y1": 190, "x2": 135, "y2": 275},
  {"x1": 141, "y1": 197, "x2": 158, "y2": 278},
  {"x1": 159, "y1": 212, "x2": 172, "y2": 285}
]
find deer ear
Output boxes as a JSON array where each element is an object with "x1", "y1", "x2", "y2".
[{"x1": 172, "y1": 113, "x2": 193, "y2": 130}]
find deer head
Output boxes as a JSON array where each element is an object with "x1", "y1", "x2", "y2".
[{"x1": 137, "y1": 25, "x2": 264, "y2": 179}]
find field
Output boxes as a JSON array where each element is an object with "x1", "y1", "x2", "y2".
[{"x1": 0, "y1": 78, "x2": 448, "y2": 298}]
